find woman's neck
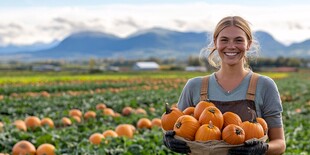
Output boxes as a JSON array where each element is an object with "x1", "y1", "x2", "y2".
[
  {"x1": 214, "y1": 66, "x2": 250, "y2": 93},
  {"x1": 216, "y1": 65, "x2": 249, "y2": 80}
]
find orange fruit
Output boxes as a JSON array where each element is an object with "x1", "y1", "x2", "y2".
[
  {"x1": 115, "y1": 124, "x2": 134, "y2": 138},
  {"x1": 41, "y1": 117, "x2": 54, "y2": 128},
  {"x1": 61, "y1": 117, "x2": 72, "y2": 126},
  {"x1": 14, "y1": 120, "x2": 27, "y2": 131},
  {"x1": 12, "y1": 140, "x2": 36, "y2": 155},
  {"x1": 151, "y1": 118, "x2": 162, "y2": 128},
  {"x1": 135, "y1": 108, "x2": 147, "y2": 115},
  {"x1": 122, "y1": 106, "x2": 133, "y2": 116},
  {"x1": 84, "y1": 111, "x2": 96, "y2": 120},
  {"x1": 0, "y1": 122, "x2": 4, "y2": 132},
  {"x1": 96, "y1": 103, "x2": 106, "y2": 110},
  {"x1": 149, "y1": 107, "x2": 156, "y2": 113},
  {"x1": 72, "y1": 116, "x2": 81, "y2": 123},
  {"x1": 103, "y1": 108, "x2": 115, "y2": 117},
  {"x1": 69, "y1": 109, "x2": 82, "y2": 118},
  {"x1": 89, "y1": 133, "x2": 104, "y2": 145},
  {"x1": 114, "y1": 112, "x2": 121, "y2": 117},
  {"x1": 137, "y1": 118, "x2": 152, "y2": 129},
  {"x1": 102, "y1": 130, "x2": 118, "y2": 138},
  {"x1": 36, "y1": 143, "x2": 56, "y2": 155},
  {"x1": 24, "y1": 116, "x2": 41, "y2": 129}
]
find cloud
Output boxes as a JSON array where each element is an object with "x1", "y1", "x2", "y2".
[
  {"x1": 173, "y1": 19, "x2": 187, "y2": 28},
  {"x1": 114, "y1": 17, "x2": 141, "y2": 29},
  {"x1": 0, "y1": 3, "x2": 309, "y2": 46},
  {"x1": 52, "y1": 17, "x2": 90, "y2": 32},
  {"x1": 0, "y1": 23, "x2": 24, "y2": 46},
  {"x1": 287, "y1": 22, "x2": 303, "y2": 30}
]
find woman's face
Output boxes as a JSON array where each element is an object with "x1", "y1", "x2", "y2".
[{"x1": 215, "y1": 26, "x2": 251, "y2": 67}]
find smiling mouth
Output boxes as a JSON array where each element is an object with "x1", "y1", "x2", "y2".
[{"x1": 224, "y1": 52, "x2": 239, "y2": 56}]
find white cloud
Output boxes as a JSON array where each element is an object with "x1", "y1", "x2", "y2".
[{"x1": 0, "y1": 3, "x2": 309, "y2": 46}]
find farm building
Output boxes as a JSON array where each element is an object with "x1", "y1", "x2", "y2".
[
  {"x1": 185, "y1": 66, "x2": 207, "y2": 72},
  {"x1": 132, "y1": 62, "x2": 160, "y2": 71},
  {"x1": 32, "y1": 64, "x2": 61, "y2": 72}
]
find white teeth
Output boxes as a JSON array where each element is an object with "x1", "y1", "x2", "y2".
[{"x1": 225, "y1": 52, "x2": 238, "y2": 56}]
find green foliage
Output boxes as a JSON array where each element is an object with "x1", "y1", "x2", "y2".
[{"x1": 0, "y1": 70, "x2": 309, "y2": 154}]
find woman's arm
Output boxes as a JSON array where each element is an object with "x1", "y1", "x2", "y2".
[
  {"x1": 177, "y1": 77, "x2": 202, "y2": 111},
  {"x1": 258, "y1": 76, "x2": 286, "y2": 154},
  {"x1": 267, "y1": 127, "x2": 286, "y2": 155}
]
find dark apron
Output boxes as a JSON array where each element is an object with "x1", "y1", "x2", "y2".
[{"x1": 200, "y1": 73, "x2": 260, "y2": 122}]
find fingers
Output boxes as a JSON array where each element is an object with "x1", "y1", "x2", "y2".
[
  {"x1": 244, "y1": 139, "x2": 260, "y2": 146},
  {"x1": 229, "y1": 140, "x2": 268, "y2": 155},
  {"x1": 165, "y1": 130, "x2": 176, "y2": 136},
  {"x1": 163, "y1": 130, "x2": 191, "y2": 154},
  {"x1": 164, "y1": 136, "x2": 187, "y2": 148},
  {"x1": 171, "y1": 148, "x2": 191, "y2": 154},
  {"x1": 170, "y1": 139, "x2": 188, "y2": 148},
  {"x1": 228, "y1": 149, "x2": 249, "y2": 155},
  {"x1": 229, "y1": 147, "x2": 252, "y2": 155},
  {"x1": 163, "y1": 137, "x2": 168, "y2": 147},
  {"x1": 163, "y1": 134, "x2": 190, "y2": 153}
]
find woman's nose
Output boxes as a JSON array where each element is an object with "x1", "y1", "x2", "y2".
[{"x1": 227, "y1": 41, "x2": 236, "y2": 49}]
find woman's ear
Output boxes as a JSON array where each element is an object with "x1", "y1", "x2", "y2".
[
  {"x1": 214, "y1": 39, "x2": 217, "y2": 49},
  {"x1": 247, "y1": 40, "x2": 252, "y2": 50}
]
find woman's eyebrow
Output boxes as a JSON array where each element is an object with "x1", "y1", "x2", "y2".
[
  {"x1": 219, "y1": 36, "x2": 245, "y2": 39},
  {"x1": 235, "y1": 36, "x2": 245, "y2": 39},
  {"x1": 219, "y1": 36, "x2": 228, "y2": 39}
]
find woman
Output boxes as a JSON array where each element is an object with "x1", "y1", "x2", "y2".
[{"x1": 163, "y1": 16, "x2": 286, "y2": 155}]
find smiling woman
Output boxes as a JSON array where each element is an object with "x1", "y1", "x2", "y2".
[
  {"x1": 203, "y1": 16, "x2": 259, "y2": 69},
  {"x1": 215, "y1": 26, "x2": 251, "y2": 68},
  {"x1": 163, "y1": 16, "x2": 286, "y2": 155}
]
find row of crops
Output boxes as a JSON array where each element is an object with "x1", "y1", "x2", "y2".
[{"x1": 0, "y1": 70, "x2": 309, "y2": 154}]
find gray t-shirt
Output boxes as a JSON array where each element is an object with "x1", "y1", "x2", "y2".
[{"x1": 177, "y1": 71, "x2": 283, "y2": 128}]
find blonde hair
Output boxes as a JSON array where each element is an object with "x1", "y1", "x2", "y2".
[{"x1": 200, "y1": 16, "x2": 260, "y2": 69}]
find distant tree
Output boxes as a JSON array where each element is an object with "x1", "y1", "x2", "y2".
[
  {"x1": 162, "y1": 58, "x2": 176, "y2": 65},
  {"x1": 89, "y1": 58, "x2": 96, "y2": 70},
  {"x1": 146, "y1": 57, "x2": 162, "y2": 64},
  {"x1": 187, "y1": 56, "x2": 201, "y2": 66},
  {"x1": 251, "y1": 58, "x2": 276, "y2": 67},
  {"x1": 8, "y1": 60, "x2": 20, "y2": 65},
  {"x1": 300, "y1": 58, "x2": 310, "y2": 68},
  {"x1": 275, "y1": 56, "x2": 286, "y2": 67},
  {"x1": 287, "y1": 58, "x2": 301, "y2": 67}
]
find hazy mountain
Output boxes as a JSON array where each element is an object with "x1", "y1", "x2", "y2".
[
  {"x1": 0, "y1": 41, "x2": 60, "y2": 53},
  {"x1": 1, "y1": 28, "x2": 309, "y2": 61},
  {"x1": 254, "y1": 31, "x2": 287, "y2": 57},
  {"x1": 286, "y1": 39, "x2": 310, "y2": 56}
]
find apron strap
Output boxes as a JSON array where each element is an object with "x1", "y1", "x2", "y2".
[
  {"x1": 246, "y1": 73, "x2": 260, "y2": 101},
  {"x1": 200, "y1": 75, "x2": 210, "y2": 101},
  {"x1": 200, "y1": 73, "x2": 260, "y2": 102}
]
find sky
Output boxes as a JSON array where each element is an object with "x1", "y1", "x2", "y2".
[{"x1": 0, "y1": 0, "x2": 310, "y2": 46}]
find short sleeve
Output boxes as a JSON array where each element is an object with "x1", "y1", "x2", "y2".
[
  {"x1": 259, "y1": 76, "x2": 283, "y2": 128},
  {"x1": 177, "y1": 77, "x2": 202, "y2": 111}
]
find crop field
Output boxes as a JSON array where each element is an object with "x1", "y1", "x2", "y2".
[{"x1": 0, "y1": 70, "x2": 309, "y2": 154}]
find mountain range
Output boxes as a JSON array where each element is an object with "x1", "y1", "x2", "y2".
[{"x1": 1, "y1": 28, "x2": 309, "y2": 61}]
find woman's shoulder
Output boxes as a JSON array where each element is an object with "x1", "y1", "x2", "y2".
[
  {"x1": 256, "y1": 73, "x2": 278, "y2": 91},
  {"x1": 187, "y1": 73, "x2": 213, "y2": 83},
  {"x1": 257, "y1": 73, "x2": 276, "y2": 85},
  {"x1": 187, "y1": 76, "x2": 203, "y2": 85},
  {"x1": 185, "y1": 75, "x2": 209, "y2": 87}
]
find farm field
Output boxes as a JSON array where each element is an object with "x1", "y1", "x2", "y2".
[{"x1": 0, "y1": 70, "x2": 309, "y2": 154}]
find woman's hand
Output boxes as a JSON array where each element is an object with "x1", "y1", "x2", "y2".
[
  {"x1": 163, "y1": 130, "x2": 191, "y2": 154},
  {"x1": 228, "y1": 138, "x2": 269, "y2": 155}
]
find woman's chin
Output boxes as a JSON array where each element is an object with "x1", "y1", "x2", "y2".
[{"x1": 223, "y1": 60, "x2": 242, "y2": 66}]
